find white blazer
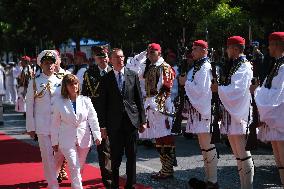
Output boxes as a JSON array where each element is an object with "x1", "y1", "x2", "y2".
[
  {"x1": 51, "y1": 95, "x2": 101, "y2": 149},
  {"x1": 26, "y1": 73, "x2": 62, "y2": 135}
]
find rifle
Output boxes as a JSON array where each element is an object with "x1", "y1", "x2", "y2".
[
  {"x1": 210, "y1": 49, "x2": 221, "y2": 144},
  {"x1": 171, "y1": 46, "x2": 189, "y2": 134},
  {"x1": 245, "y1": 77, "x2": 259, "y2": 150},
  {"x1": 245, "y1": 49, "x2": 267, "y2": 150}
]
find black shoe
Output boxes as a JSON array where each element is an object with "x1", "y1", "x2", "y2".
[
  {"x1": 188, "y1": 178, "x2": 207, "y2": 189},
  {"x1": 103, "y1": 180, "x2": 112, "y2": 188},
  {"x1": 143, "y1": 140, "x2": 154, "y2": 148},
  {"x1": 206, "y1": 181, "x2": 219, "y2": 189},
  {"x1": 57, "y1": 176, "x2": 62, "y2": 183},
  {"x1": 111, "y1": 184, "x2": 119, "y2": 189},
  {"x1": 57, "y1": 172, "x2": 68, "y2": 183},
  {"x1": 173, "y1": 157, "x2": 178, "y2": 167},
  {"x1": 124, "y1": 186, "x2": 135, "y2": 189},
  {"x1": 183, "y1": 132, "x2": 194, "y2": 139},
  {"x1": 151, "y1": 171, "x2": 174, "y2": 179}
]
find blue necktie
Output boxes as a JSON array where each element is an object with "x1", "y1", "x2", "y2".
[
  {"x1": 101, "y1": 70, "x2": 106, "y2": 76},
  {"x1": 118, "y1": 72, "x2": 122, "y2": 91}
]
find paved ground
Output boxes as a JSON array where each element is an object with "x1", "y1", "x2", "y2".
[{"x1": 0, "y1": 104, "x2": 283, "y2": 189}]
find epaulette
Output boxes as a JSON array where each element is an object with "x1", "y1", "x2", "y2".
[
  {"x1": 161, "y1": 62, "x2": 171, "y2": 69},
  {"x1": 161, "y1": 62, "x2": 175, "y2": 80},
  {"x1": 55, "y1": 72, "x2": 65, "y2": 79},
  {"x1": 155, "y1": 61, "x2": 174, "y2": 112}
]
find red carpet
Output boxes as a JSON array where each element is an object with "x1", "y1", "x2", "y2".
[{"x1": 0, "y1": 132, "x2": 151, "y2": 189}]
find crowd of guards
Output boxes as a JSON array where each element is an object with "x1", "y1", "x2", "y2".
[{"x1": 2, "y1": 31, "x2": 281, "y2": 189}]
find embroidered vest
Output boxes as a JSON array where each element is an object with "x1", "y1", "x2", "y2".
[{"x1": 144, "y1": 64, "x2": 161, "y2": 97}]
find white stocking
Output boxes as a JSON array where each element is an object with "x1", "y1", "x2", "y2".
[
  {"x1": 229, "y1": 138, "x2": 244, "y2": 189},
  {"x1": 198, "y1": 133, "x2": 218, "y2": 184},
  {"x1": 240, "y1": 156, "x2": 254, "y2": 189},
  {"x1": 271, "y1": 141, "x2": 284, "y2": 186},
  {"x1": 201, "y1": 150, "x2": 209, "y2": 181},
  {"x1": 236, "y1": 158, "x2": 244, "y2": 189},
  {"x1": 233, "y1": 135, "x2": 254, "y2": 189},
  {"x1": 204, "y1": 147, "x2": 218, "y2": 184}
]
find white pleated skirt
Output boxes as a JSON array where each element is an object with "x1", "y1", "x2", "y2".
[
  {"x1": 258, "y1": 124, "x2": 284, "y2": 142},
  {"x1": 185, "y1": 115, "x2": 211, "y2": 134},
  {"x1": 139, "y1": 109, "x2": 172, "y2": 139}
]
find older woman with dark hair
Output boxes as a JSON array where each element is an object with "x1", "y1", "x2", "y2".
[{"x1": 51, "y1": 74, "x2": 101, "y2": 189}]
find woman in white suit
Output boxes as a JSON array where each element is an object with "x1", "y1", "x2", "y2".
[{"x1": 51, "y1": 74, "x2": 101, "y2": 189}]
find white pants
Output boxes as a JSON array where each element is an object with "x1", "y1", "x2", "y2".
[
  {"x1": 5, "y1": 84, "x2": 17, "y2": 104},
  {"x1": 60, "y1": 145, "x2": 90, "y2": 189},
  {"x1": 38, "y1": 134, "x2": 65, "y2": 189},
  {"x1": 15, "y1": 86, "x2": 26, "y2": 112}
]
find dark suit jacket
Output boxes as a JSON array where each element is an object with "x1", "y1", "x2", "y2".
[
  {"x1": 100, "y1": 68, "x2": 146, "y2": 132},
  {"x1": 81, "y1": 64, "x2": 112, "y2": 124}
]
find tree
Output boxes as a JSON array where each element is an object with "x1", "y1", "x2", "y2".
[
  {"x1": 2, "y1": 0, "x2": 278, "y2": 57},
  {"x1": 231, "y1": 0, "x2": 284, "y2": 39},
  {"x1": 196, "y1": 0, "x2": 262, "y2": 50}
]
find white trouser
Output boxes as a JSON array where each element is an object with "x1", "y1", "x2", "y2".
[
  {"x1": 5, "y1": 84, "x2": 12, "y2": 102},
  {"x1": 5, "y1": 84, "x2": 17, "y2": 103},
  {"x1": 60, "y1": 145, "x2": 90, "y2": 189},
  {"x1": 38, "y1": 134, "x2": 65, "y2": 189}
]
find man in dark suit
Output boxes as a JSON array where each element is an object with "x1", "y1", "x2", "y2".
[
  {"x1": 81, "y1": 46, "x2": 113, "y2": 188},
  {"x1": 100, "y1": 48, "x2": 147, "y2": 189}
]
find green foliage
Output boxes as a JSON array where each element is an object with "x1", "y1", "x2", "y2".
[
  {"x1": 0, "y1": 0, "x2": 282, "y2": 56},
  {"x1": 196, "y1": 1, "x2": 262, "y2": 49}
]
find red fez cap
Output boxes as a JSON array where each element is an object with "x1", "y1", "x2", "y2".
[
  {"x1": 63, "y1": 52, "x2": 74, "y2": 60},
  {"x1": 54, "y1": 49, "x2": 60, "y2": 56},
  {"x1": 21, "y1": 56, "x2": 31, "y2": 62},
  {"x1": 148, "y1": 43, "x2": 161, "y2": 52},
  {"x1": 193, "y1": 40, "x2": 208, "y2": 49},
  {"x1": 227, "y1": 36, "x2": 245, "y2": 46},
  {"x1": 167, "y1": 52, "x2": 176, "y2": 58},
  {"x1": 75, "y1": 51, "x2": 86, "y2": 59},
  {"x1": 186, "y1": 53, "x2": 193, "y2": 59},
  {"x1": 269, "y1": 32, "x2": 284, "y2": 42}
]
